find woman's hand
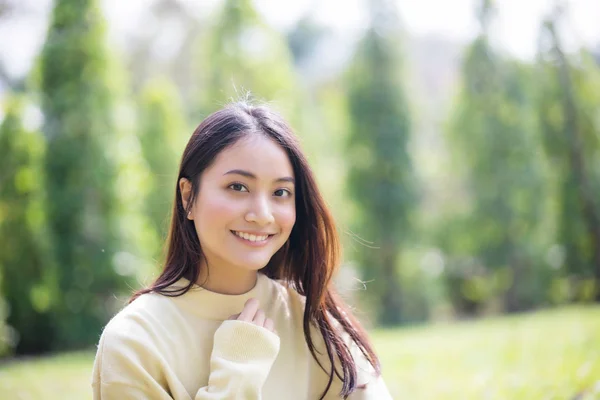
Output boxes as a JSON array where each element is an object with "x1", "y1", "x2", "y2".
[{"x1": 228, "y1": 298, "x2": 277, "y2": 334}]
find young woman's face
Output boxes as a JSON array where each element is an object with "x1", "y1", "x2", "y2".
[{"x1": 184, "y1": 134, "x2": 296, "y2": 274}]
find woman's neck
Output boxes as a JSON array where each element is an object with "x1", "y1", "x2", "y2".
[{"x1": 196, "y1": 261, "x2": 258, "y2": 295}]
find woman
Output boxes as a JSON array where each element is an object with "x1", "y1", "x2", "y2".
[{"x1": 91, "y1": 101, "x2": 393, "y2": 399}]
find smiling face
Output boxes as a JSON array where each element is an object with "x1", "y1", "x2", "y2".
[{"x1": 180, "y1": 134, "x2": 296, "y2": 284}]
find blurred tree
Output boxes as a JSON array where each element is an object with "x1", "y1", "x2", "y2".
[
  {"x1": 138, "y1": 77, "x2": 186, "y2": 257},
  {"x1": 195, "y1": 0, "x2": 298, "y2": 119},
  {"x1": 345, "y1": 0, "x2": 416, "y2": 325},
  {"x1": 39, "y1": 0, "x2": 130, "y2": 349},
  {"x1": 286, "y1": 13, "x2": 329, "y2": 71},
  {"x1": 536, "y1": 6, "x2": 600, "y2": 302},
  {"x1": 285, "y1": 15, "x2": 364, "y2": 303},
  {"x1": 194, "y1": 0, "x2": 329, "y2": 225},
  {"x1": 593, "y1": 43, "x2": 600, "y2": 66},
  {"x1": 0, "y1": 96, "x2": 56, "y2": 355},
  {"x1": 442, "y1": 0, "x2": 546, "y2": 314},
  {"x1": 125, "y1": 0, "x2": 201, "y2": 105}
]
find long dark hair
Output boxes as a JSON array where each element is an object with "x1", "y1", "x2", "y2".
[{"x1": 130, "y1": 101, "x2": 381, "y2": 398}]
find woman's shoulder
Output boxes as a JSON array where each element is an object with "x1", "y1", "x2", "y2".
[
  {"x1": 93, "y1": 292, "x2": 175, "y2": 388},
  {"x1": 98, "y1": 290, "x2": 179, "y2": 348}
]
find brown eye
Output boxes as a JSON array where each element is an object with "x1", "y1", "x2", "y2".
[
  {"x1": 228, "y1": 183, "x2": 248, "y2": 192},
  {"x1": 274, "y1": 189, "x2": 292, "y2": 197}
]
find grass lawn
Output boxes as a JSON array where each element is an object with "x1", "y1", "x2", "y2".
[
  {"x1": 0, "y1": 305, "x2": 598, "y2": 399},
  {"x1": 374, "y1": 305, "x2": 600, "y2": 399}
]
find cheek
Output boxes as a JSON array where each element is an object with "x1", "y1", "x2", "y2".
[
  {"x1": 196, "y1": 192, "x2": 241, "y2": 229},
  {"x1": 276, "y1": 205, "x2": 296, "y2": 233}
]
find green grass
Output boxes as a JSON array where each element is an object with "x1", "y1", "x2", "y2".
[
  {"x1": 0, "y1": 350, "x2": 93, "y2": 399},
  {"x1": 374, "y1": 305, "x2": 600, "y2": 399},
  {"x1": 0, "y1": 306, "x2": 599, "y2": 399}
]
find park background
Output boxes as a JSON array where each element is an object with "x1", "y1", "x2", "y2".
[{"x1": 1, "y1": 0, "x2": 600, "y2": 398}]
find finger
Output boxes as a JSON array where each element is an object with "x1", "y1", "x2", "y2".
[
  {"x1": 264, "y1": 318, "x2": 275, "y2": 333},
  {"x1": 253, "y1": 309, "x2": 266, "y2": 327},
  {"x1": 238, "y1": 298, "x2": 260, "y2": 322},
  {"x1": 228, "y1": 313, "x2": 240, "y2": 321}
]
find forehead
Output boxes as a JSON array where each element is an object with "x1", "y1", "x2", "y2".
[{"x1": 206, "y1": 134, "x2": 294, "y2": 178}]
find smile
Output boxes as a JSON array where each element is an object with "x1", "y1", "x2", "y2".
[{"x1": 231, "y1": 230, "x2": 274, "y2": 244}]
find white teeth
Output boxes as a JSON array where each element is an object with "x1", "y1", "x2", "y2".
[{"x1": 234, "y1": 231, "x2": 269, "y2": 242}]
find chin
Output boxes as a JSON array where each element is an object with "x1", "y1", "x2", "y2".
[{"x1": 230, "y1": 255, "x2": 272, "y2": 272}]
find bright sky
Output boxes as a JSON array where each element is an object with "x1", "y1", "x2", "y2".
[
  {"x1": 252, "y1": 0, "x2": 600, "y2": 58},
  {"x1": 0, "y1": 0, "x2": 599, "y2": 80}
]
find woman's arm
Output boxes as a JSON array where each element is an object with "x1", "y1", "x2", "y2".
[
  {"x1": 194, "y1": 320, "x2": 280, "y2": 399},
  {"x1": 92, "y1": 312, "x2": 279, "y2": 399},
  {"x1": 92, "y1": 321, "x2": 175, "y2": 400}
]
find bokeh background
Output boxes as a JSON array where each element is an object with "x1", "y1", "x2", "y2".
[{"x1": 1, "y1": 0, "x2": 600, "y2": 398}]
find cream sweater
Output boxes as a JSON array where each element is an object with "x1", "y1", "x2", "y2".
[{"x1": 91, "y1": 273, "x2": 392, "y2": 399}]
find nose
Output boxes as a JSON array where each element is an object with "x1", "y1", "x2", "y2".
[{"x1": 245, "y1": 194, "x2": 275, "y2": 226}]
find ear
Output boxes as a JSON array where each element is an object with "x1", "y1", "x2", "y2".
[{"x1": 179, "y1": 178, "x2": 193, "y2": 220}]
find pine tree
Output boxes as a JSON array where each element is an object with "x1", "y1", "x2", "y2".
[
  {"x1": 138, "y1": 77, "x2": 186, "y2": 252},
  {"x1": 536, "y1": 7, "x2": 600, "y2": 301},
  {"x1": 345, "y1": 0, "x2": 415, "y2": 325},
  {"x1": 442, "y1": 0, "x2": 545, "y2": 314},
  {"x1": 39, "y1": 0, "x2": 128, "y2": 348},
  {"x1": 195, "y1": 0, "x2": 298, "y2": 117},
  {"x1": 0, "y1": 96, "x2": 55, "y2": 354}
]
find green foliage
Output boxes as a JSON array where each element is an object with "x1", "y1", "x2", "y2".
[
  {"x1": 442, "y1": 4, "x2": 547, "y2": 315},
  {"x1": 0, "y1": 96, "x2": 56, "y2": 355},
  {"x1": 2, "y1": 0, "x2": 599, "y2": 357},
  {"x1": 195, "y1": 0, "x2": 298, "y2": 118},
  {"x1": 138, "y1": 77, "x2": 186, "y2": 254},
  {"x1": 535, "y1": 13, "x2": 600, "y2": 300},
  {"x1": 286, "y1": 16, "x2": 329, "y2": 68},
  {"x1": 38, "y1": 0, "x2": 131, "y2": 349},
  {"x1": 345, "y1": 2, "x2": 416, "y2": 325}
]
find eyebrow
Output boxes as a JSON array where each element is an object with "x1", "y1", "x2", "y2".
[{"x1": 223, "y1": 169, "x2": 295, "y2": 184}]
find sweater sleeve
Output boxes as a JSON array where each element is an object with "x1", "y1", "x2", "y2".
[
  {"x1": 92, "y1": 319, "x2": 279, "y2": 400},
  {"x1": 194, "y1": 320, "x2": 280, "y2": 399},
  {"x1": 92, "y1": 319, "x2": 175, "y2": 400}
]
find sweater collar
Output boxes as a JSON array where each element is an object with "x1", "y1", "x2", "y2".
[{"x1": 167, "y1": 273, "x2": 272, "y2": 320}]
